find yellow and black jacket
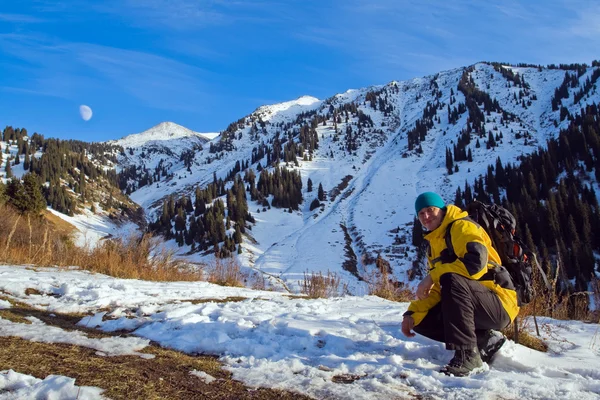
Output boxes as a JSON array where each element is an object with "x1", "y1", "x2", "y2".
[{"x1": 407, "y1": 205, "x2": 520, "y2": 326}]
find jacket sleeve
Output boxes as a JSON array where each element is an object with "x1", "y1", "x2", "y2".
[
  {"x1": 429, "y1": 220, "x2": 489, "y2": 284},
  {"x1": 405, "y1": 282, "x2": 441, "y2": 326}
]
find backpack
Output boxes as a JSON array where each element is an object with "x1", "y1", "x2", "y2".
[{"x1": 445, "y1": 200, "x2": 550, "y2": 306}]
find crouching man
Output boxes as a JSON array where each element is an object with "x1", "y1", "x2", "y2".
[{"x1": 402, "y1": 192, "x2": 519, "y2": 376}]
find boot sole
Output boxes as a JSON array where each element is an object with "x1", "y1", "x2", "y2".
[
  {"x1": 441, "y1": 364, "x2": 487, "y2": 377},
  {"x1": 480, "y1": 336, "x2": 506, "y2": 364}
]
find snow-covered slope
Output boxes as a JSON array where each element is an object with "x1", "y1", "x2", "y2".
[
  {"x1": 109, "y1": 62, "x2": 600, "y2": 292},
  {"x1": 111, "y1": 121, "x2": 215, "y2": 148}
]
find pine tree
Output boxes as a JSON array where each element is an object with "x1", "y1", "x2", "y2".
[
  {"x1": 5, "y1": 160, "x2": 12, "y2": 178},
  {"x1": 445, "y1": 147, "x2": 453, "y2": 174},
  {"x1": 411, "y1": 217, "x2": 423, "y2": 247},
  {"x1": 175, "y1": 208, "x2": 186, "y2": 232},
  {"x1": 318, "y1": 183, "x2": 326, "y2": 201},
  {"x1": 22, "y1": 173, "x2": 46, "y2": 214}
]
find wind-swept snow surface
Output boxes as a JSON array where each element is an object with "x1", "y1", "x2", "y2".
[{"x1": 1, "y1": 265, "x2": 598, "y2": 399}]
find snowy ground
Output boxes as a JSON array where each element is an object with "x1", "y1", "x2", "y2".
[{"x1": 0, "y1": 265, "x2": 599, "y2": 399}]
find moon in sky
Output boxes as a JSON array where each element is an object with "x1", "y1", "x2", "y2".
[{"x1": 79, "y1": 105, "x2": 93, "y2": 121}]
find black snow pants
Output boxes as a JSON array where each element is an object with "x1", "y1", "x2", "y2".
[{"x1": 413, "y1": 273, "x2": 511, "y2": 350}]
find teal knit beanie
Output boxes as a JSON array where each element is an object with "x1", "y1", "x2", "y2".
[{"x1": 415, "y1": 192, "x2": 445, "y2": 214}]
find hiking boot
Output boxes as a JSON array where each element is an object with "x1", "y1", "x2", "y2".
[
  {"x1": 477, "y1": 330, "x2": 507, "y2": 364},
  {"x1": 441, "y1": 347, "x2": 483, "y2": 377}
]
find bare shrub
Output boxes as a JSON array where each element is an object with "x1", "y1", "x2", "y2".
[
  {"x1": 249, "y1": 271, "x2": 268, "y2": 291},
  {"x1": 367, "y1": 268, "x2": 414, "y2": 302},
  {"x1": 206, "y1": 258, "x2": 245, "y2": 287},
  {"x1": 301, "y1": 270, "x2": 341, "y2": 298}
]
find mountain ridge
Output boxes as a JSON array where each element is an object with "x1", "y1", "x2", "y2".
[{"x1": 103, "y1": 61, "x2": 598, "y2": 292}]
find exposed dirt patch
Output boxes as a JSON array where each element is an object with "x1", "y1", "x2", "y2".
[
  {"x1": 188, "y1": 296, "x2": 249, "y2": 305},
  {"x1": 0, "y1": 300, "x2": 313, "y2": 399}
]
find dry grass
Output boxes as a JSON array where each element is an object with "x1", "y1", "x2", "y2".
[
  {"x1": 0, "y1": 298, "x2": 311, "y2": 400},
  {"x1": 501, "y1": 263, "x2": 600, "y2": 351},
  {"x1": 367, "y1": 269, "x2": 414, "y2": 302},
  {"x1": 0, "y1": 205, "x2": 203, "y2": 282},
  {"x1": 516, "y1": 260, "x2": 600, "y2": 326},
  {"x1": 188, "y1": 297, "x2": 248, "y2": 305},
  {"x1": 42, "y1": 209, "x2": 78, "y2": 237},
  {"x1": 300, "y1": 270, "x2": 342, "y2": 298},
  {"x1": 206, "y1": 258, "x2": 245, "y2": 287},
  {"x1": 502, "y1": 323, "x2": 549, "y2": 352}
]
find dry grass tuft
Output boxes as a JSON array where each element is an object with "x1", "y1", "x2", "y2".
[
  {"x1": 502, "y1": 322, "x2": 549, "y2": 352},
  {"x1": 24, "y1": 288, "x2": 43, "y2": 296},
  {"x1": 206, "y1": 258, "x2": 245, "y2": 287},
  {"x1": 300, "y1": 270, "x2": 342, "y2": 298},
  {"x1": 367, "y1": 269, "x2": 414, "y2": 302}
]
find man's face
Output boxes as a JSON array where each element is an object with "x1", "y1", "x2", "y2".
[{"x1": 418, "y1": 206, "x2": 444, "y2": 231}]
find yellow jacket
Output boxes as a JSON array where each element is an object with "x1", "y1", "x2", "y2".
[{"x1": 407, "y1": 205, "x2": 519, "y2": 326}]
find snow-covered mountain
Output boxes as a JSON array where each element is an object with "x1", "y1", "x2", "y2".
[
  {"x1": 112, "y1": 121, "x2": 216, "y2": 148},
  {"x1": 108, "y1": 121, "x2": 215, "y2": 198},
  {"x1": 107, "y1": 62, "x2": 600, "y2": 292}
]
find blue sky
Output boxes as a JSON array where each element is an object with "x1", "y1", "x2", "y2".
[{"x1": 1, "y1": 0, "x2": 599, "y2": 142}]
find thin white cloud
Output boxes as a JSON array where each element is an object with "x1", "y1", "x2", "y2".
[
  {"x1": 92, "y1": 0, "x2": 282, "y2": 31},
  {"x1": 0, "y1": 34, "x2": 214, "y2": 112},
  {"x1": 0, "y1": 13, "x2": 45, "y2": 23},
  {"x1": 117, "y1": 0, "x2": 227, "y2": 30},
  {"x1": 566, "y1": 5, "x2": 600, "y2": 38},
  {"x1": 292, "y1": 0, "x2": 600, "y2": 82},
  {"x1": 73, "y1": 43, "x2": 212, "y2": 111}
]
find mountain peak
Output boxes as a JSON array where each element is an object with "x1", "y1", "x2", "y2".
[
  {"x1": 110, "y1": 121, "x2": 215, "y2": 148},
  {"x1": 254, "y1": 95, "x2": 321, "y2": 122}
]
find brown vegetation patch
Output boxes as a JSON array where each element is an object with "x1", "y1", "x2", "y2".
[
  {"x1": 502, "y1": 323, "x2": 549, "y2": 353},
  {"x1": 206, "y1": 259, "x2": 245, "y2": 287},
  {"x1": 367, "y1": 266, "x2": 414, "y2": 303},
  {"x1": 188, "y1": 297, "x2": 249, "y2": 305},
  {"x1": 331, "y1": 373, "x2": 364, "y2": 384},
  {"x1": 300, "y1": 270, "x2": 342, "y2": 299},
  {"x1": 0, "y1": 337, "x2": 311, "y2": 400},
  {"x1": 24, "y1": 288, "x2": 43, "y2": 296},
  {"x1": 0, "y1": 300, "x2": 312, "y2": 399},
  {"x1": 0, "y1": 204, "x2": 203, "y2": 282},
  {"x1": 42, "y1": 210, "x2": 78, "y2": 238}
]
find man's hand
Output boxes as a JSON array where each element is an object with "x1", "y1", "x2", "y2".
[
  {"x1": 401, "y1": 315, "x2": 415, "y2": 338},
  {"x1": 416, "y1": 274, "x2": 434, "y2": 300}
]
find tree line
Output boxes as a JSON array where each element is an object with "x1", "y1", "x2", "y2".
[
  {"x1": 414, "y1": 103, "x2": 600, "y2": 296},
  {"x1": 0, "y1": 125, "x2": 125, "y2": 216}
]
